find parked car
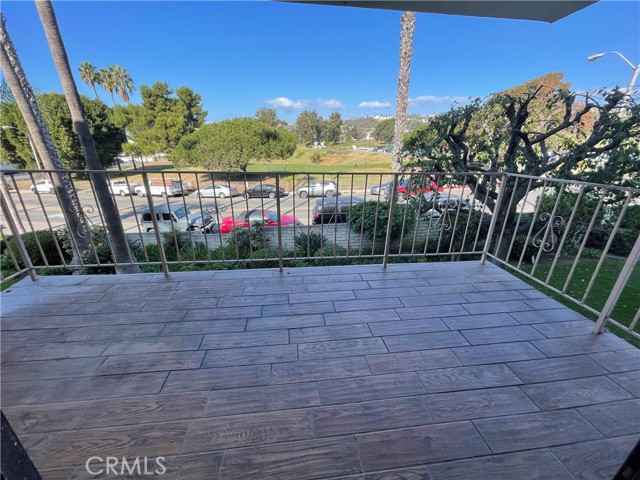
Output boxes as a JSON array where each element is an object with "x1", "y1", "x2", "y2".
[
  {"x1": 194, "y1": 184, "x2": 239, "y2": 199},
  {"x1": 297, "y1": 181, "x2": 338, "y2": 198},
  {"x1": 313, "y1": 197, "x2": 365, "y2": 224},
  {"x1": 30, "y1": 179, "x2": 54, "y2": 194},
  {"x1": 242, "y1": 184, "x2": 287, "y2": 199},
  {"x1": 135, "y1": 179, "x2": 184, "y2": 197},
  {"x1": 109, "y1": 180, "x2": 139, "y2": 196},
  {"x1": 218, "y1": 209, "x2": 301, "y2": 234},
  {"x1": 397, "y1": 179, "x2": 443, "y2": 197},
  {"x1": 416, "y1": 193, "x2": 474, "y2": 218},
  {"x1": 371, "y1": 181, "x2": 392, "y2": 196},
  {"x1": 140, "y1": 205, "x2": 212, "y2": 233}
]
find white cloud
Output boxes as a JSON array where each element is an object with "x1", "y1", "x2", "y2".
[
  {"x1": 317, "y1": 98, "x2": 345, "y2": 109},
  {"x1": 358, "y1": 100, "x2": 392, "y2": 109},
  {"x1": 409, "y1": 95, "x2": 469, "y2": 107},
  {"x1": 266, "y1": 97, "x2": 307, "y2": 111}
]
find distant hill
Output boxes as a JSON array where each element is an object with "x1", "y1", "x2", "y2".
[{"x1": 342, "y1": 114, "x2": 432, "y2": 140}]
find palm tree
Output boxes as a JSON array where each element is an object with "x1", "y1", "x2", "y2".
[
  {"x1": 391, "y1": 11, "x2": 416, "y2": 173},
  {"x1": 35, "y1": 0, "x2": 138, "y2": 274},
  {"x1": 99, "y1": 66, "x2": 117, "y2": 105},
  {"x1": 0, "y1": 12, "x2": 91, "y2": 263},
  {"x1": 111, "y1": 65, "x2": 134, "y2": 103},
  {"x1": 78, "y1": 61, "x2": 100, "y2": 100}
]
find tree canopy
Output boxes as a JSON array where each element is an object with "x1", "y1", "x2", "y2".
[
  {"x1": 402, "y1": 72, "x2": 639, "y2": 259},
  {"x1": 117, "y1": 81, "x2": 207, "y2": 157},
  {"x1": 0, "y1": 93, "x2": 125, "y2": 169},
  {"x1": 373, "y1": 118, "x2": 395, "y2": 143},
  {"x1": 171, "y1": 117, "x2": 296, "y2": 171}
]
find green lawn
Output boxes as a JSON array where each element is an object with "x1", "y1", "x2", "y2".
[{"x1": 516, "y1": 256, "x2": 640, "y2": 347}]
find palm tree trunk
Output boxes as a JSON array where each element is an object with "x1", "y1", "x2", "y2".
[
  {"x1": 0, "y1": 12, "x2": 90, "y2": 264},
  {"x1": 35, "y1": 0, "x2": 139, "y2": 274},
  {"x1": 391, "y1": 11, "x2": 416, "y2": 173},
  {"x1": 92, "y1": 85, "x2": 100, "y2": 100}
]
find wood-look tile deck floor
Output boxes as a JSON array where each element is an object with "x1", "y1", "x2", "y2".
[{"x1": 1, "y1": 261, "x2": 638, "y2": 479}]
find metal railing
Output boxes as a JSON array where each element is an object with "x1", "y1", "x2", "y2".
[{"x1": 1, "y1": 169, "x2": 638, "y2": 339}]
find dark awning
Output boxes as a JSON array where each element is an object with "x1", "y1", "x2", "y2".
[{"x1": 282, "y1": 1, "x2": 597, "y2": 23}]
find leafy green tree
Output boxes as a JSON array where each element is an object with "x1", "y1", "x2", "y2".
[
  {"x1": 121, "y1": 81, "x2": 206, "y2": 157},
  {"x1": 0, "y1": 93, "x2": 124, "y2": 169},
  {"x1": 171, "y1": 117, "x2": 295, "y2": 171},
  {"x1": 323, "y1": 112, "x2": 342, "y2": 144},
  {"x1": 403, "y1": 73, "x2": 640, "y2": 260},
  {"x1": 295, "y1": 110, "x2": 322, "y2": 144},
  {"x1": 255, "y1": 107, "x2": 280, "y2": 127},
  {"x1": 78, "y1": 61, "x2": 101, "y2": 100},
  {"x1": 373, "y1": 118, "x2": 395, "y2": 143},
  {"x1": 176, "y1": 86, "x2": 207, "y2": 135}
]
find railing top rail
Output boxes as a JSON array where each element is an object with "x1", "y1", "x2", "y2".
[{"x1": 7, "y1": 168, "x2": 639, "y2": 194}]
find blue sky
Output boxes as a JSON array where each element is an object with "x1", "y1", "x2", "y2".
[{"x1": 2, "y1": 1, "x2": 639, "y2": 123}]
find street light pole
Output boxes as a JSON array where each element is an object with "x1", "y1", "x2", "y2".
[
  {"x1": 587, "y1": 51, "x2": 640, "y2": 96},
  {"x1": 1, "y1": 125, "x2": 43, "y2": 170}
]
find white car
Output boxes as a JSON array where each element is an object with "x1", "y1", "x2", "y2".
[
  {"x1": 194, "y1": 184, "x2": 238, "y2": 199},
  {"x1": 109, "y1": 180, "x2": 139, "y2": 196},
  {"x1": 30, "y1": 179, "x2": 54, "y2": 194}
]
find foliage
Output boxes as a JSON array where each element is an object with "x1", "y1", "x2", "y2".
[
  {"x1": 0, "y1": 93, "x2": 125, "y2": 169},
  {"x1": 310, "y1": 152, "x2": 322, "y2": 165},
  {"x1": 119, "y1": 81, "x2": 207, "y2": 158},
  {"x1": 324, "y1": 112, "x2": 343, "y2": 144},
  {"x1": 313, "y1": 244, "x2": 349, "y2": 265},
  {"x1": 171, "y1": 118, "x2": 296, "y2": 171},
  {"x1": 246, "y1": 247, "x2": 282, "y2": 268},
  {"x1": 403, "y1": 73, "x2": 640, "y2": 259},
  {"x1": 225, "y1": 223, "x2": 270, "y2": 257},
  {"x1": 161, "y1": 231, "x2": 191, "y2": 261},
  {"x1": 295, "y1": 110, "x2": 322, "y2": 144},
  {"x1": 372, "y1": 118, "x2": 394, "y2": 143},
  {"x1": 5, "y1": 229, "x2": 68, "y2": 268},
  {"x1": 348, "y1": 200, "x2": 416, "y2": 240},
  {"x1": 294, "y1": 231, "x2": 328, "y2": 256},
  {"x1": 438, "y1": 210, "x2": 492, "y2": 254},
  {"x1": 255, "y1": 107, "x2": 286, "y2": 128}
]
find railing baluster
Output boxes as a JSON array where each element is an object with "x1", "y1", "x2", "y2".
[
  {"x1": 0, "y1": 193, "x2": 37, "y2": 281},
  {"x1": 142, "y1": 172, "x2": 169, "y2": 277},
  {"x1": 593, "y1": 231, "x2": 640, "y2": 334},
  {"x1": 382, "y1": 173, "x2": 399, "y2": 268},
  {"x1": 481, "y1": 173, "x2": 508, "y2": 264},
  {"x1": 275, "y1": 175, "x2": 284, "y2": 272}
]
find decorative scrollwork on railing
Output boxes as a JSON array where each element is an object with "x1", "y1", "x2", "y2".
[
  {"x1": 532, "y1": 213, "x2": 566, "y2": 252},
  {"x1": 77, "y1": 205, "x2": 96, "y2": 238}
]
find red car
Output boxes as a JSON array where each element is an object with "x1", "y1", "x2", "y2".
[
  {"x1": 219, "y1": 209, "x2": 302, "y2": 234},
  {"x1": 397, "y1": 179, "x2": 444, "y2": 196}
]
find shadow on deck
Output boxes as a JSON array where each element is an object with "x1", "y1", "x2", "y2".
[{"x1": 1, "y1": 261, "x2": 638, "y2": 479}]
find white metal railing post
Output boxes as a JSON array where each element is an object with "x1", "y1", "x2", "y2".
[
  {"x1": 141, "y1": 172, "x2": 170, "y2": 278},
  {"x1": 481, "y1": 173, "x2": 508, "y2": 264},
  {"x1": 275, "y1": 175, "x2": 284, "y2": 272},
  {"x1": 593, "y1": 231, "x2": 640, "y2": 334},
  {"x1": 382, "y1": 173, "x2": 400, "y2": 269},
  {"x1": 0, "y1": 192, "x2": 37, "y2": 281}
]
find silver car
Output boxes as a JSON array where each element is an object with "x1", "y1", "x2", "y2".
[
  {"x1": 194, "y1": 184, "x2": 238, "y2": 199},
  {"x1": 297, "y1": 181, "x2": 338, "y2": 198}
]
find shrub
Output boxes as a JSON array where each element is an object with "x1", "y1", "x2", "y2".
[
  {"x1": 294, "y1": 231, "x2": 327, "y2": 257},
  {"x1": 247, "y1": 247, "x2": 282, "y2": 268},
  {"x1": 6, "y1": 229, "x2": 68, "y2": 268},
  {"x1": 311, "y1": 152, "x2": 323, "y2": 165},
  {"x1": 348, "y1": 201, "x2": 415, "y2": 241},
  {"x1": 162, "y1": 231, "x2": 191, "y2": 261},
  {"x1": 313, "y1": 244, "x2": 350, "y2": 266},
  {"x1": 609, "y1": 228, "x2": 637, "y2": 257},
  {"x1": 225, "y1": 223, "x2": 270, "y2": 258}
]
